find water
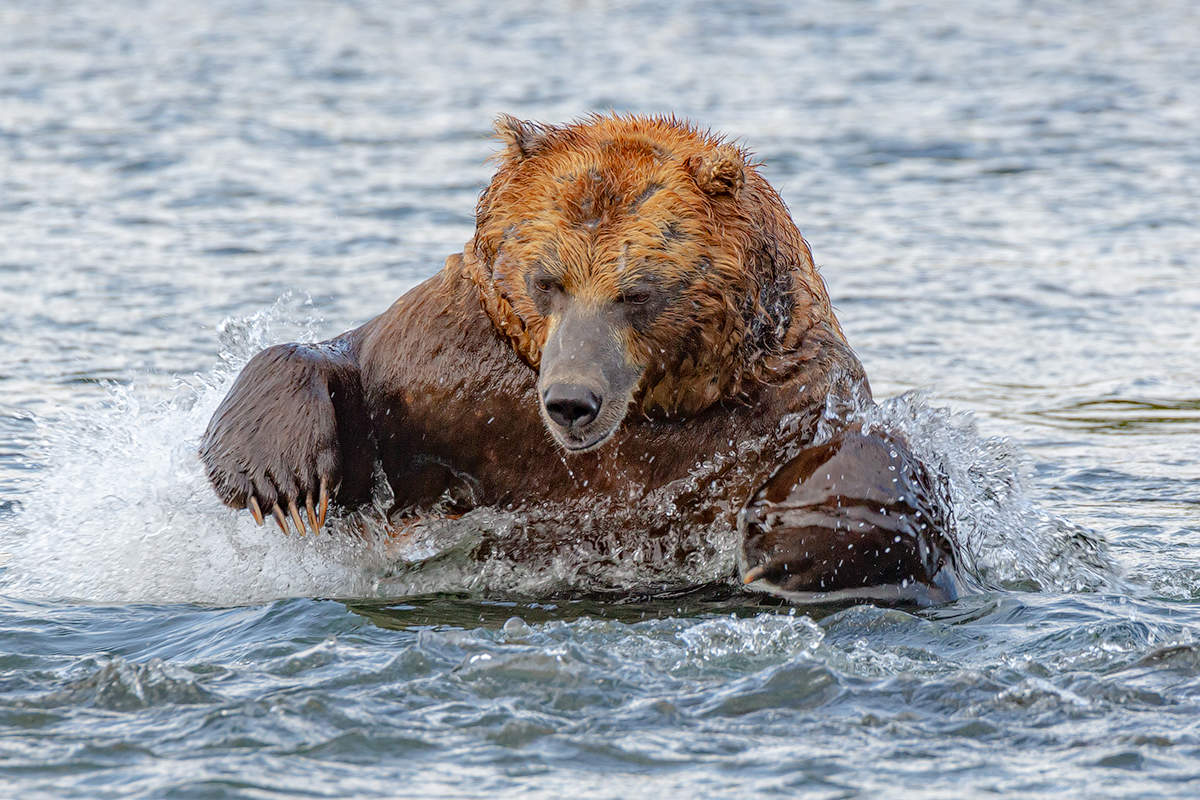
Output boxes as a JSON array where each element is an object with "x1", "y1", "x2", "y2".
[{"x1": 1, "y1": 0, "x2": 1199, "y2": 796}]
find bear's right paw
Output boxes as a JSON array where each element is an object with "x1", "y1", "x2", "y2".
[{"x1": 199, "y1": 342, "x2": 363, "y2": 535}]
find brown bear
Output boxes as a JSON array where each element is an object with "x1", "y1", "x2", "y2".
[{"x1": 199, "y1": 114, "x2": 961, "y2": 603}]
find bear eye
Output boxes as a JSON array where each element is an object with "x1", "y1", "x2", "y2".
[
  {"x1": 619, "y1": 288, "x2": 653, "y2": 305},
  {"x1": 533, "y1": 277, "x2": 558, "y2": 294}
]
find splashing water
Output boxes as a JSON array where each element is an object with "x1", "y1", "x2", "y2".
[
  {"x1": 0, "y1": 300, "x2": 1117, "y2": 605},
  {"x1": 848, "y1": 393, "x2": 1118, "y2": 594},
  {"x1": 0, "y1": 296, "x2": 400, "y2": 604}
]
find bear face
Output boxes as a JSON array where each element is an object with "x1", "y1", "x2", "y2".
[{"x1": 464, "y1": 114, "x2": 843, "y2": 453}]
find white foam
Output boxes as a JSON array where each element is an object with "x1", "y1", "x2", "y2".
[{"x1": 0, "y1": 295, "x2": 396, "y2": 604}]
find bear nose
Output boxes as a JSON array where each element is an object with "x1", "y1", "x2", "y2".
[{"x1": 543, "y1": 383, "x2": 601, "y2": 429}]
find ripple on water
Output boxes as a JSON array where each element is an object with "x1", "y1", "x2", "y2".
[{"x1": 33, "y1": 656, "x2": 220, "y2": 712}]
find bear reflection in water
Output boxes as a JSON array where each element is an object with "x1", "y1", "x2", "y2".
[{"x1": 199, "y1": 113, "x2": 962, "y2": 604}]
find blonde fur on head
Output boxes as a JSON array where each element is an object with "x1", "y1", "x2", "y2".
[{"x1": 467, "y1": 113, "x2": 842, "y2": 416}]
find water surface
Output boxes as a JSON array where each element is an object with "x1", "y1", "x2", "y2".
[{"x1": 1, "y1": 1, "x2": 1199, "y2": 797}]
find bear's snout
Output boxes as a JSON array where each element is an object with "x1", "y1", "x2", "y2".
[
  {"x1": 542, "y1": 383, "x2": 601, "y2": 429},
  {"x1": 536, "y1": 307, "x2": 641, "y2": 453}
]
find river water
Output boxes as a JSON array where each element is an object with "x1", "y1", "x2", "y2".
[{"x1": 2, "y1": 1, "x2": 1199, "y2": 797}]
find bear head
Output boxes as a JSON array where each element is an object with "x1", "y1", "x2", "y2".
[{"x1": 464, "y1": 113, "x2": 844, "y2": 453}]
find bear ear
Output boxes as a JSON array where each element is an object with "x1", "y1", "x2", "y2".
[
  {"x1": 687, "y1": 145, "x2": 746, "y2": 197},
  {"x1": 494, "y1": 114, "x2": 556, "y2": 161}
]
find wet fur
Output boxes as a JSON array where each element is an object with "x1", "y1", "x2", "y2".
[{"x1": 200, "y1": 114, "x2": 958, "y2": 599}]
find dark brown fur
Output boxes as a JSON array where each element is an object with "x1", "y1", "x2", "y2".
[{"x1": 352, "y1": 258, "x2": 857, "y2": 511}]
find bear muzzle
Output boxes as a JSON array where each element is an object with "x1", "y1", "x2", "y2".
[{"x1": 537, "y1": 308, "x2": 641, "y2": 453}]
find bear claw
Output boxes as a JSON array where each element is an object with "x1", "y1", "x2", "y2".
[
  {"x1": 288, "y1": 499, "x2": 306, "y2": 536},
  {"x1": 306, "y1": 493, "x2": 319, "y2": 534},
  {"x1": 318, "y1": 480, "x2": 329, "y2": 530},
  {"x1": 742, "y1": 564, "x2": 768, "y2": 585},
  {"x1": 248, "y1": 496, "x2": 265, "y2": 527}
]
